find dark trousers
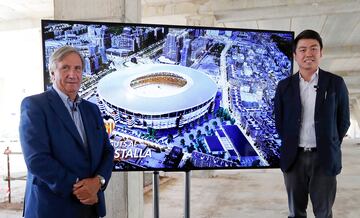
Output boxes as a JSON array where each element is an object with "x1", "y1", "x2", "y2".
[
  {"x1": 283, "y1": 151, "x2": 337, "y2": 218},
  {"x1": 77, "y1": 205, "x2": 98, "y2": 218}
]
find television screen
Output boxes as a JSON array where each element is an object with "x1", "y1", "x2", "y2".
[{"x1": 41, "y1": 20, "x2": 293, "y2": 171}]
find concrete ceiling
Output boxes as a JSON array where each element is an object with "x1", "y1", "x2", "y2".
[
  {"x1": 0, "y1": 0, "x2": 53, "y2": 30},
  {"x1": 141, "y1": 0, "x2": 360, "y2": 97},
  {"x1": 0, "y1": 0, "x2": 359, "y2": 100}
]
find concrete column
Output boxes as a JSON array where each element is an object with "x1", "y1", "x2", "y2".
[
  {"x1": 53, "y1": 1, "x2": 143, "y2": 218},
  {"x1": 106, "y1": 172, "x2": 128, "y2": 218},
  {"x1": 106, "y1": 172, "x2": 144, "y2": 218},
  {"x1": 349, "y1": 97, "x2": 360, "y2": 138},
  {"x1": 54, "y1": 0, "x2": 141, "y2": 23},
  {"x1": 128, "y1": 172, "x2": 144, "y2": 218}
]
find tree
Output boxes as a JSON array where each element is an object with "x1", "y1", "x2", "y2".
[
  {"x1": 188, "y1": 143, "x2": 195, "y2": 153},
  {"x1": 167, "y1": 134, "x2": 174, "y2": 143},
  {"x1": 147, "y1": 127, "x2": 152, "y2": 135},
  {"x1": 196, "y1": 130, "x2": 202, "y2": 138},
  {"x1": 205, "y1": 125, "x2": 209, "y2": 132},
  {"x1": 212, "y1": 121, "x2": 218, "y2": 129},
  {"x1": 190, "y1": 122, "x2": 194, "y2": 129},
  {"x1": 185, "y1": 124, "x2": 191, "y2": 133},
  {"x1": 147, "y1": 127, "x2": 157, "y2": 139},
  {"x1": 180, "y1": 138, "x2": 185, "y2": 146},
  {"x1": 197, "y1": 118, "x2": 201, "y2": 126},
  {"x1": 177, "y1": 128, "x2": 183, "y2": 136},
  {"x1": 224, "y1": 110, "x2": 231, "y2": 121},
  {"x1": 205, "y1": 125, "x2": 210, "y2": 135},
  {"x1": 203, "y1": 113, "x2": 209, "y2": 122},
  {"x1": 217, "y1": 107, "x2": 224, "y2": 117},
  {"x1": 189, "y1": 134, "x2": 194, "y2": 141}
]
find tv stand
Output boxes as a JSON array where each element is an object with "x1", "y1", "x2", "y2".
[{"x1": 152, "y1": 170, "x2": 192, "y2": 218}]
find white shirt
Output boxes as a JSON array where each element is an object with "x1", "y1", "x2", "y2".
[{"x1": 299, "y1": 69, "x2": 318, "y2": 148}]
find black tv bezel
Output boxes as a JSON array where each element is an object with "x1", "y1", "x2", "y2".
[{"x1": 41, "y1": 19, "x2": 294, "y2": 172}]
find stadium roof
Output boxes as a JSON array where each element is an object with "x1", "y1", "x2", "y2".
[{"x1": 97, "y1": 64, "x2": 218, "y2": 115}]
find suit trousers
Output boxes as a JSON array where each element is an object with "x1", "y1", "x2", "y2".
[
  {"x1": 77, "y1": 205, "x2": 98, "y2": 218},
  {"x1": 283, "y1": 150, "x2": 337, "y2": 218}
]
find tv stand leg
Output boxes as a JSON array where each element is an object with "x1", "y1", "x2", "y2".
[
  {"x1": 185, "y1": 170, "x2": 191, "y2": 218},
  {"x1": 153, "y1": 171, "x2": 159, "y2": 218}
]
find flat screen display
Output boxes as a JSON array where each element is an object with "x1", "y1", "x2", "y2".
[{"x1": 41, "y1": 19, "x2": 293, "y2": 171}]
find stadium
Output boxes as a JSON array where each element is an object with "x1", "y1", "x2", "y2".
[{"x1": 96, "y1": 64, "x2": 218, "y2": 129}]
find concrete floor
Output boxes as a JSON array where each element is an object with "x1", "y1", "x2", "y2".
[
  {"x1": 143, "y1": 138, "x2": 360, "y2": 218},
  {"x1": 1, "y1": 138, "x2": 359, "y2": 217}
]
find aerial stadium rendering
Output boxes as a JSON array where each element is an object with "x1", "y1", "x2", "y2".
[
  {"x1": 42, "y1": 20, "x2": 293, "y2": 171},
  {"x1": 97, "y1": 64, "x2": 218, "y2": 130}
]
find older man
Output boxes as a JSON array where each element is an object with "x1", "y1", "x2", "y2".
[{"x1": 19, "y1": 46, "x2": 114, "y2": 218}]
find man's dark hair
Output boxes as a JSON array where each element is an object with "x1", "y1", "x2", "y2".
[{"x1": 293, "y1": 29, "x2": 323, "y2": 52}]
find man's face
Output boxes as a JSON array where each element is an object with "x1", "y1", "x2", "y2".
[
  {"x1": 52, "y1": 52, "x2": 83, "y2": 100},
  {"x1": 294, "y1": 38, "x2": 322, "y2": 73}
]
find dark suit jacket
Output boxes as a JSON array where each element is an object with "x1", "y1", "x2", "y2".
[
  {"x1": 274, "y1": 69, "x2": 350, "y2": 176},
  {"x1": 19, "y1": 87, "x2": 114, "y2": 218}
]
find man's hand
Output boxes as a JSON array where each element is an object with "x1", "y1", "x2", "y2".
[
  {"x1": 78, "y1": 193, "x2": 98, "y2": 205},
  {"x1": 73, "y1": 177, "x2": 101, "y2": 205}
]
